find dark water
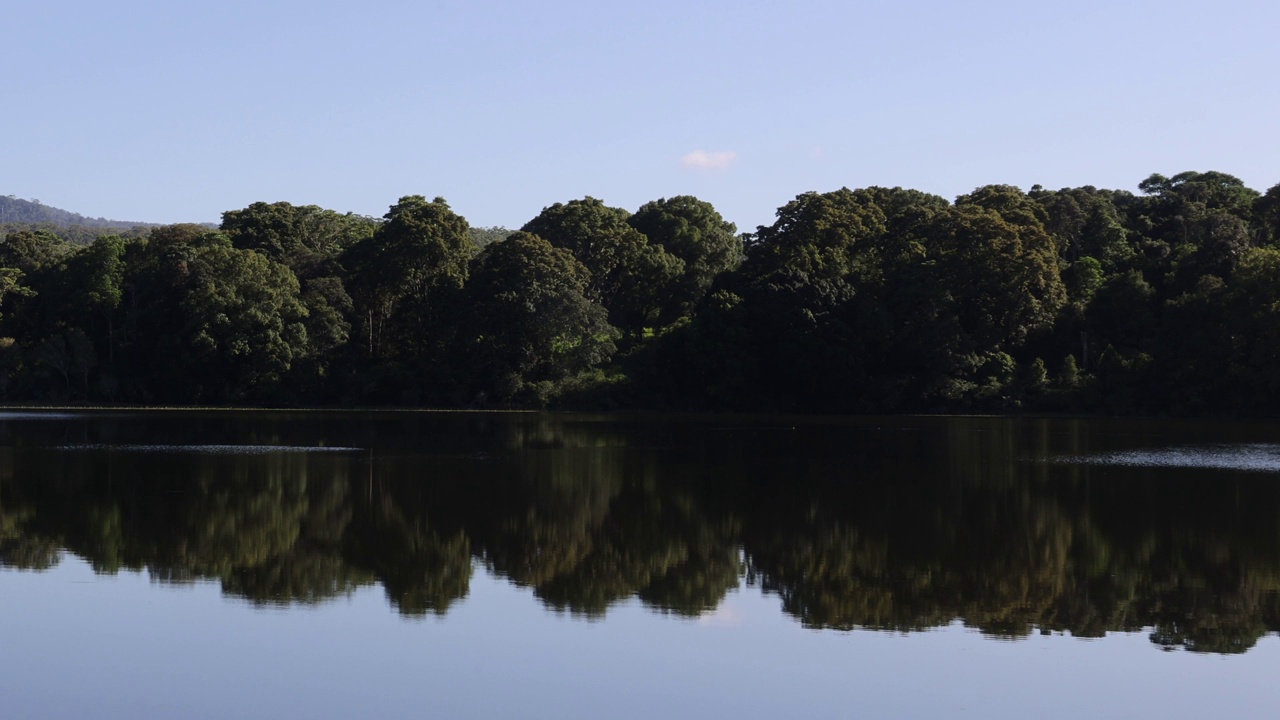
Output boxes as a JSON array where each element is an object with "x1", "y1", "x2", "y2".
[{"x1": 3, "y1": 410, "x2": 1280, "y2": 718}]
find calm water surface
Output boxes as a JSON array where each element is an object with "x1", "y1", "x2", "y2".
[{"x1": 2, "y1": 411, "x2": 1280, "y2": 719}]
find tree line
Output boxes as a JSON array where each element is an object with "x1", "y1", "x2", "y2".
[{"x1": 2, "y1": 170, "x2": 1279, "y2": 414}]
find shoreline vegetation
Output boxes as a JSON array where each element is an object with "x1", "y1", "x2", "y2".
[{"x1": 1, "y1": 170, "x2": 1278, "y2": 417}]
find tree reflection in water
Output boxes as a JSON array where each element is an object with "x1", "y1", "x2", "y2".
[{"x1": 2, "y1": 412, "x2": 1279, "y2": 654}]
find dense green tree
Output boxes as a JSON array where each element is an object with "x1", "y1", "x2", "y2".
[
  {"x1": 1031, "y1": 185, "x2": 1134, "y2": 269},
  {"x1": 930, "y1": 191, "x2": 1066, "y2": 349},
  {"x1": 1138, "y1": 171, "x2": 1259, "y2": 224},
  {"x1": 342, "y1": 196, "x2": 474, "y2": 360},
  {"x1": 217, "y1": 203, "x2": 374, "y2": 398},
  {"x1": 1257, "y1": 183, "x2": 1280, "y2": 246},
  {"x1": 1086, "y1": 269, "x2": 1157, "y2": 356},
  {"x1": 522, "y1": 197, "x2": 683, "y2": 330},
  {"x1": 1217, "y1": 248, "x2": 1280, "y2": 412},
  {"x1": 118, "y1": 229, "x2": 309, "y2": 402},
  {"x1": 299, "y1": 276, "x2": 353, "y2": 356},
  {"x1": 631, "y1": 289, "x2": 761, "y2": 410},
  {"x1": 627, "y1": 196, "x2": 742, "y2": 322},
  {"x1": 0, "y1": 228, "x2": 69, "y2": 275},
  {"x1": 743, "y1": 188, "x2": 888, "y2": 284},
  {"x1": 180, "y1": 237, "x2": 310, "y2": 400},
  {"x1": 62, "y1": 236, "x2": 126, "y2": 366},
  {"x1": 1132, "y1": 172, "x2": 1259, "y2": 290},
  {"x1": 175, "y1": 233, "x2": 309, "y2": 397},
  {"x1": 722, "y1": 188, "x2": 890, "y2": 410},
  {"x1": 467, "y1": 226, "x2": 513, "y2": 249},
  {"x1": 459, "y1": 232, "x2": 617, "y2": 404},
  {"x1": 2, "y1": 172, "x2": 1280, "y2": 413},
  {"x1": 221, "y1": 201, "x2": 375, "y2": 278}
]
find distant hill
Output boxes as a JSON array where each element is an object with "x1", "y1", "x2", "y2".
[
  {"x1": 0, "y1": 195, "x2": 153, "y2": 229},
  {"x1": 0, "y1": 195, "x2": 158, "y2": 245},
  {"x1": 468, "y1": 226, "x2": 512, "y2": 248}
]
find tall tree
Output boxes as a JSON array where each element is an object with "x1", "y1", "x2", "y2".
[
  {"x1": 1030, "y1": 185, "x2": 1134, "y2": 270},
  {"x1": 121, "y1": 228, "x2": 309, "y2": 402},
  {"x1": 459, "y1": 232, "x2": 617, "y2": 404},
  {"x1": 64, "y1": 236, "x2": 126, "y2": 366},
  {"x1": 948, "y1": 186, "x2": 1067, "y2": 348},
  {"x1": 522, "y1": 197, "x2": 682, "y2": 330},
  {"x1": 675, "y1": 188, "x2": 891, "y2": 411},
  {"x1": 220, "y1": 201, "x2": 375, "y2": 279},
  {"x1": 180, "y1": 236, "x2": 310, "y2": 400},
  {"x1": 341, "y1": 196, "x2": 475, "y2": 360},
  {"x1": 627, "y1": 196, "x2": 742, "y2": 322},
  {"x1": 742, "y1": 188, "x2": 888, "y2": 285}
]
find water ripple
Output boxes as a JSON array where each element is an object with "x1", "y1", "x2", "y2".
[{"x1": 1053, "y1": 443, "x2": 1280, "y2": 473}]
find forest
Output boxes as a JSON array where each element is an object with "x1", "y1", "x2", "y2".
[{"x1": 1, "y1": 170, "x2": 1279, "y2": 415}]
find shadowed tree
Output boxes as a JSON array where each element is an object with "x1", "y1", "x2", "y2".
[
  {"x1": 627, "y1": 195, "x2": 742, "y2": 323},
  {"x1": 120, "y1": 228, "x2": 310, "y2": 402},
  {"x1": 342, "y1": 196, "x2": 474, "y2": 361},
  {"x1": 221, "y1": 201, "x2": 375, "y2": 279},
  {"x1": 522, "y1": 197, "x2": 683, "y2": 330},
  {"x1": 1257, "y1": 183, "x2": 1280, "y2": 246},
  {"x1": 179, "y1": 237, "x2": 310, "y2": 400},
  {"x1": 459, "y1": 232, "x2": 617, "y2": 404}
]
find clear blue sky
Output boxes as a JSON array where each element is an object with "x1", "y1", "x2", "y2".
[{"x1": 3, "y1": 0, "x2": 1277, "y2": 232}]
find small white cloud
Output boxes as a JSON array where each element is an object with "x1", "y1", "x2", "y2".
[
  {"x1": 696, "y1": 601, "x2": 746, "y2": 627},
  {"x1": 680, "y1": 150, "x2": 737, "y2": 171}
]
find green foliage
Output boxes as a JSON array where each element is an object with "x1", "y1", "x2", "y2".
[
  {"x1": 916, "y1": 199, "x2": 1065, "y2": 349},
  {"x1": 299, "y1": 276, "x2": 353, "y2": 356},
  {"x1": 0, "y1": 228, "x2": 70, "y2": 274},
  {"x1": 180, "y1": 236, "x2": 309, "y2": 399},
  {"x1": 1087, "y1": 269, "x2": 1156, "y2": 353},
  {"x1": 221, "y1": 201, "x2": 375, "y2": 277},
  {"x1": 744, "y1": 187, "x2": 888, "y2": 284},
  {"x1": 1031, "y1": 185, "x2": 1134, "y2": 270},
  {"x1": 1257, "y1": 184, "x2": 1280, "y2": 246},
  {"x1": 1062, "y1": 256, "x2": 1104, "y2": 309},
  {"x1": 0, "y1": 268, "x2": 34, "y2": 321},
  {"x1": 1059, "y1": 355, "x2": 1080, "y2": 387},
  {"x1": 627, "y1": 195, "x2": 742, "y2": 322},
  {"x1": 341, "y1": 196, "x2": 474, "y2": 360},
  {"x1": 0, "y1": 171, "x2": 1278, "y2": 414},
  {"x1": 522, "y1": 197, "x2": 684, "y2": 330},
  {"x1": 103, "y1": 228, "x2": 311, "y2": 402},
  {"x1": 459, "y1": 232, "x2": 618, "y2": 404},
  {"x1": 467, "y1": 226, "x2": 512, "y2": 248},
  {"x1": 1138, "y1": 171, "x2": 1259, "y2": 219}
]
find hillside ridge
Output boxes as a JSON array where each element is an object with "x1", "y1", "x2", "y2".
[{"x1": 0, "y1": 194, "x2": 154, "y2": 229}]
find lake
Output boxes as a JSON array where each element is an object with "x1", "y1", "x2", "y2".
[{"x1": 2, "y1": 410, "x2": 1280, "y2": 718}]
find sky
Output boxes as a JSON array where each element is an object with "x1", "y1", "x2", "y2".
[{"x1": 2, "y1": 0, "x2": 1277, "y2": 232}]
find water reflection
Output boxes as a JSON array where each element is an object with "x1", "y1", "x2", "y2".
[
  {"x1": 54, "y1": 444, "x2": 362, "y2": 454},
  {"x1": 1056, "y1": 443, "x2": 1280, "y2": 472},
  {"x1": 2, "y1": 412, "x2": 1280, "y2": 654}
]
